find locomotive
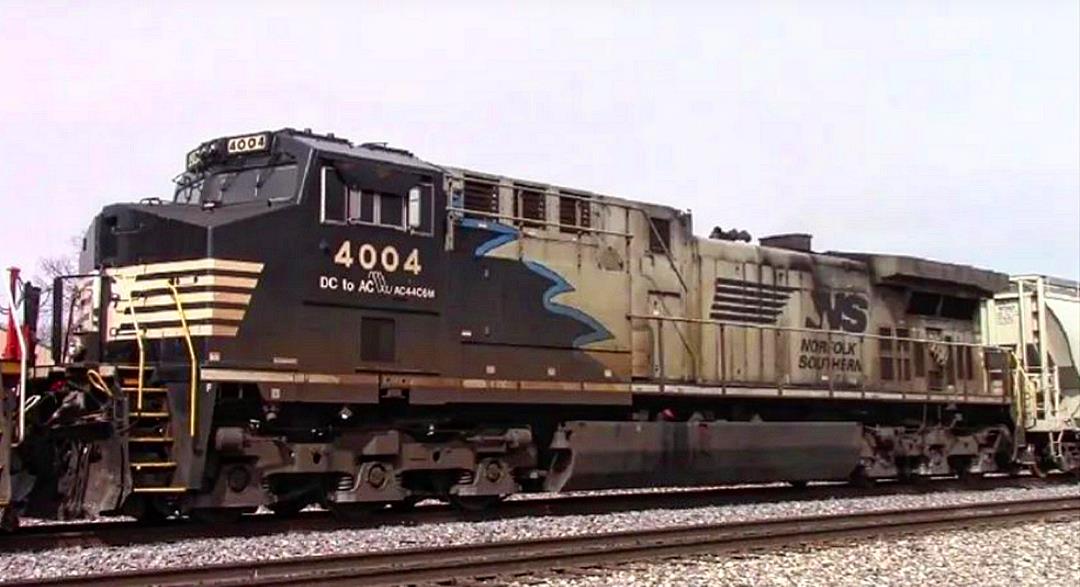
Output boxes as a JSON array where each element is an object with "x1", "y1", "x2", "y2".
[{"x1": 1, "y1": 128, "x2": 1077, "y2": 526}]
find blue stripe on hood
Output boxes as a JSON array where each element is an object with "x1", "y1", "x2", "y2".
[
  {"x1": 463, "y1": 218, "x2": 613, "y2": 348},
  {"x1": 461, "y1": 218, "x2": 520, "y2": 257},
  {"x1": 523, "y1": 260, "x2": 614, "y2": 347}
]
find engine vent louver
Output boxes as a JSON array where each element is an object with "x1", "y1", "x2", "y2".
[{"x1": 709, "y1": 277, "x2": 796, "y2": 325}]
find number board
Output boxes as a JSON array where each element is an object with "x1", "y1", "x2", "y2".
[{"x1": 227, "y1": 133, "x2": 269, "y2": 155}]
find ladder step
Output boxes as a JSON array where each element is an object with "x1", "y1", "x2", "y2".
[
  {"x1": 132, "y1": 461, "x2": 177, "y2": 470},
  {"x1": 130, "y1": 436, "x2": 174, "y2": 443},
  {"x1": 130, "y1": 411, "x2": 170, "y2": 419},
  {"x1": 132, "y1": 487, "x2": 187, "y2": 494},
  {"x1": 122, "y1": 387, "x2": 169, "y2": 393}
]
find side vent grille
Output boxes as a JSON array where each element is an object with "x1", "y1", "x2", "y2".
[
  {"x1": 558, "y1": 191, "x2": 592, "y2": 233},
  {"x1": 514, "y1": 185, "x2": 546, "y2": 228},
  {"x1": 463, "y1": 177, "x2": 499, "y2": 220}
]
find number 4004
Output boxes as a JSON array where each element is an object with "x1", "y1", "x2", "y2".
[{"x1": 333, "y1": 241, "x2": 422, "y2": 275}]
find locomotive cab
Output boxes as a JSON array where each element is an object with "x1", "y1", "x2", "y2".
[
  {"x1": 64, "y1": 130, "x2": 445, "y2": 374},
  {"x1": 33, "y1": 130, "x2": 464, "y2": 520}
]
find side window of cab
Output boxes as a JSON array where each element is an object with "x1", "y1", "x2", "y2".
[{"x1": 320, "y1": 165, "x2": 433, "y2": 235}]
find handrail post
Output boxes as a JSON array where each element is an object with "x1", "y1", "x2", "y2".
[
  {"x1": 136, "y1": 332, "x2": 146, "y2": 410},
  {"x1": 656, "y1": 316, "x2": 666, "y2": 394},
  {"x1": 116, "y1": 276, "x2": 147, "y2": 409},
  {"x1": 51, "y1": 276, "x2": 64, "y2": 364},
  {"x1": 5, "y1": 268, "x2": 28, "y2": 445},
  {"x1": 719, "y1": 323, "x2": 726, "y2": 394},
  {"x1": 861, "y1": 331, "x2": 869, "y2": 390},
  {"x1": 826, "y1": 330, "x2": 834, "y2": 392},
  {"x1": 97, "y1": 276, "x2": 110, "y2": 364},
  {"x1": 167, "y1": 282, "x2": 198, "y2": 438}
]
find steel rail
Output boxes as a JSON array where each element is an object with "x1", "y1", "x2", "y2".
[
  {"x1": 1, "y1": 482, "x2": 849, "y2": 552},
  {"x1": 1, "y1": 475, "x2": 1066, "y2": 554},
  {"x1": 7, "y1": 496, "x2": 1077, "y2": 587}
]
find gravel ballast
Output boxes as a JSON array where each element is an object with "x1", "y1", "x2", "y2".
[
  {"x1": 523, "y1": 519, "x2": 1080, "y2": 587},
  {"x1": 0, "y1": 484, "x2": 1076, "y2": 581}
]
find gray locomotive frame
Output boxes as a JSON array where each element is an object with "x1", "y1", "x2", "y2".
[{"x1": 4, "y1": 128, "x2": 1076, "y2": 522}]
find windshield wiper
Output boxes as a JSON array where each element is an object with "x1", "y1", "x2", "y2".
[
  {"x1": 219, "y1": 171, "x2": 242, "y2": 194},
  {"x1": 172, "y1": 171, "x2": 207, "y2": 204},
  {"x1": 256, "y1": 154, "x2": 284, "y2": 189}
]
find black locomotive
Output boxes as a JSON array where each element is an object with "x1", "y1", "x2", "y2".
[{"x1": 1, "y1": 128, "x2": 1074, "y2": 525}]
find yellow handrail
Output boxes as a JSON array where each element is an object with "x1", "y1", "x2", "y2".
[
  {"x1": 116, "y1": 276, "x2": 146, "y2": 409},
  {"x1": 86, "y1": 369, "x2": 113, "y2": 398},
  {"x1": 135, "y1": 334, "x2": 146, "y2": 410},
  {"x1": 166, "y1": 282, "x2": 198, "y2": 437},
  {"x1": 1007, "y1": 352, "x2": 1041, "y2": 427}
]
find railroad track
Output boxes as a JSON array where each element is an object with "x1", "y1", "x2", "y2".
[
  {"x1": 6, "y1": 495, "x2": 1077, "y2": 587},
  {"x1": 1, "y1": 475, "x2": 1072, "y2": 553},
  {"x1": 0, "y1": 475, "x2": 1069, "y2": 554}
]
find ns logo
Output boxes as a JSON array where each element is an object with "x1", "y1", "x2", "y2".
[{"x1": 805, "y1": 290, "x2": 869, "y2": 333}]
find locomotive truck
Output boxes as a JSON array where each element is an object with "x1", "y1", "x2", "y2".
[{"x1": 1, "y1": 128, "x2": 1077, "y2": 526}]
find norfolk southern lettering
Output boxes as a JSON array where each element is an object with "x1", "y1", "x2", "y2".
[
  {"x1": 805, "y1": 290, "x2": 869, "y2": 333},
  {"x1": 798, "y1": 290, "x2": 869, "y2": 373},
  {"x1": 798, "y1": 338, "x2": 863, "y2": 372}
]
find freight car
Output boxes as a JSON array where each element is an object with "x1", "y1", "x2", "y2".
[
  {"x1": 984, "y1": 275, "x2": 1080, "y2": 472},
  {"x1": 0, "y1": 128, "x2": 1076, "y2": 525}
]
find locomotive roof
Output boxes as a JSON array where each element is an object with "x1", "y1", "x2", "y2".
[
  {"x1": 278, "y1": 129, "x2": 683, "y2": 216},
  {"x1": 272, "y1": 129, "x2": 1011, "y2": 293},
  {"x1": 829, "y1": 252, "x2": 1010, "y2": 295},
  {"x1": 289, "y1": 131, "x2": 444, "y2": 173}
]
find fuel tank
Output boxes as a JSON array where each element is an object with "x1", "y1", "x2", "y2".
[{"x1": 544, "y1": 420, "x2": 863, "y2": 491}]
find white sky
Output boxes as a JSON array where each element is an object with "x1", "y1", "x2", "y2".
[{"x1": 1, "y1": 1, "x2": 1077, "y2": 283}]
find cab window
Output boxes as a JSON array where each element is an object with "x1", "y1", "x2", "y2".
[
  {"x1": 321, "y1": 166, "x2": 433, "y2": 234},
  {"x1": 177, "y1": 164, "x2": 298, "y2": 205}
]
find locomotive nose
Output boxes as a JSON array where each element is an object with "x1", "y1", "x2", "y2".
[{"x1": 89, "y1": 202, "x2": 208, "y2": 269}]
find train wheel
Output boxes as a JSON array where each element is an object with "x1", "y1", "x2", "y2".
[
  {"x1": 848, "y1": 468, "x2": 876, "y2": 489},
  {"x1": 328, "y1": 502, "x2": 379, "y2": 522},
  {"x1": 190, "y1": 507, "x2": 247, "y2": 524},
  {"x1": 132, "y1": 498, "x2": 174, "y2": 524},
  {"x1": 269, "y1": 500, "x2": 308, "y2": 518},
  {"x1": 449, "y1": 495, "x2": 503, "y2": 513},
  {"x1": 0, "y1": 507, "x2": 18, "y2": 532},
  {"x1": 389, "y1": 496, "x2": 421, "y2": 513},
  {"x1": 957, "y1": 468, "x2": 984, "y2": 487}
]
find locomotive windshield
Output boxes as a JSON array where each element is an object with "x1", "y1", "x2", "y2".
[{"x1": 174, "y1": 163, "x2": 300, "y2": 205}]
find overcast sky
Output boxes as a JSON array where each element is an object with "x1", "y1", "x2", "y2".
[{"x1": 1, "y1": 1, "x2": 1077, "y2": 283}]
